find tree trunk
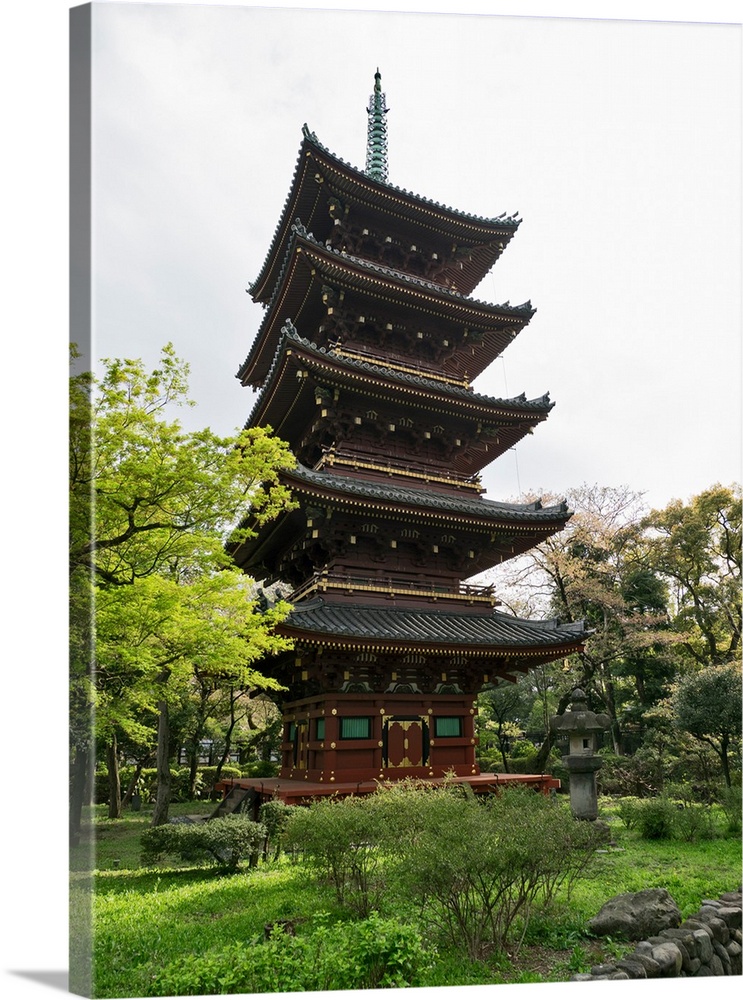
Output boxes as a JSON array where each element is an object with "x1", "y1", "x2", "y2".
[
  {"x1": 70, "y1": 744, "x2": 92, "y2": 847},
  {"x1": 533, "y1": 685, "x2": 576, "y2": 772},
  {"x1": 151, "y1": 700, "x2": 172, "y2": 826},
  {"x1": 213, "y1": 687, "x2": 238, "y2": 788},
  {"x1": 106, "y1": 732, "x2": 122, "y2": 819},
  {"x1": 720, "y1": 734, "x2": 732, "y2": 788},
  {"x1": 188, "y1": 748, "x2": 199, "y2": 800},
  {"x1": 121, "y1": 760, "x2": 145, "y2": 810},
  {"x1": 600, "y1": 674, "x2": 624, "y2": 754}
]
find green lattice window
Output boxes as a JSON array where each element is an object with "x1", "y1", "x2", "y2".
[
  {"x1": 434, "y1": 717, "x2": 463, "y2": 738},
  {"x1": 340, "y1": 717, "x2": 372, "y2": 739}
]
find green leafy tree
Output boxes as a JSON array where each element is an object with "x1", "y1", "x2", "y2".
[
  {"x1": 645, "y1": 484, "x2": 741, "y2": 667},
  {"x1": 477, "y1": 678, "x2": 535, "y2": 771},
  {"x1": 70, "y1": 343, "x2": 295, "y2": 586},
  {"x1": 69, "y1": 345, "x2": 296, "y2": 837},
  {"x1": 671, "y1": 662, "x2": 742, "y2": 787},
  {"x1": 490, "y1": 485, "x2": 674, "y2": 759}
]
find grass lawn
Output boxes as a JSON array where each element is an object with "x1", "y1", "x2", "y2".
[{"x1": 71, "y1": 797, "x2": 742, "y2": 998}]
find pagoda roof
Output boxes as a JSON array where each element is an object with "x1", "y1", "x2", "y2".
[
  {"x1": 284, "y1": 464, "x2": 570, "y2": 529},
  {"x1": 278, "y1": 596, "x2": 588, "y2": 660},
  {"x1": 228, "y1": 463, "x2": 571, "y2": 581},
  {"x1": 239, "y1": 225, "x2": 534, "y2": 387},
  {"x1": 243, "y1": 324, "x2": 553, "y2": 466},
  {"x1": 249, "y1": 127, "x2": 522, "y2": 304}
]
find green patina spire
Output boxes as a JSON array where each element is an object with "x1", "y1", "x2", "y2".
[{"x1": 365, "y1": 68, "x2": 389, "y2": 183}]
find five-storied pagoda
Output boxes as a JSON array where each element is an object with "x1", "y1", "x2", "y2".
[{"x1": 221, "y1": 72, "x2": 589, "y2": 808}]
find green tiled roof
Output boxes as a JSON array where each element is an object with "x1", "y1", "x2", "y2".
[
  {"x1": 282, "y1": 596, "x2": 589, "y2": 651},
  {"x1": 285, "y1": 464, "x2": 570, "y2": 525}
]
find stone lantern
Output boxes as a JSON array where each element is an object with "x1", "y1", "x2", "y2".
[{"x1": 550, "y1": 688, "x2": 610, "y2": 821}]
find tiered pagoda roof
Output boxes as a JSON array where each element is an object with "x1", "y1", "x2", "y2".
[
  {"x1": 243, "y1": 322, "x2": 552, "y2": 478},
  {"x1": 239, "y1": 225, "x2": 534, "y2": 387},
  {"x1": 249, "y1": 126, "x2": 522, "y2": 305},
  {"x1": 230, "y1": 461, "x2": 573, "y2": 586},
  {"x1": 281, "y1": 596, "x2": 587, "y2": 667}
]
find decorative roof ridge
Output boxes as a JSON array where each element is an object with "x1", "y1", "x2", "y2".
[
  {"x1": 290, "y1": 220, "x2": 535, "y2": 317},
  {"x1": 286, "y1": 462, "x2": 572, "y2": 520},
  {"x1": 300, "y1": 124, "x2": 522, "y2": 230},
  {"x1": 268, "y1": 321, "x2": 552, "y2": 411}
]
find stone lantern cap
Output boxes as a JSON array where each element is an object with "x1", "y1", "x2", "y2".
[{"x1": 549, "y1": 688, "x2": 610, "y2": 736}]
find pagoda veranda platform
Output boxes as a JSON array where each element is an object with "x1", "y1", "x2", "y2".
[{"x1": 226, "y1": 73, "x2": 588, "y2": 796}]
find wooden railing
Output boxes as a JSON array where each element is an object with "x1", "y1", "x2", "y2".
[{"x1": 289, "y1": 571, "x2": 497, "y2": 606}]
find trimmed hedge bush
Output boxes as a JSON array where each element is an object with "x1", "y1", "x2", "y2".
[{"x1": 140, "y1": 815, "x2": 266, "y2": 871}]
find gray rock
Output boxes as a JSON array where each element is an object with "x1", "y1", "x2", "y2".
[
  {"x1": 715, "y1": 905, "x2": 742, "y2": 929},
  {"x1": 683, "y1": 918, "x2": 712, "y2": 934},
  {"x1": 701, "y1": 915, "x2": 730, "y2": 944},
  {"x1": 692, "y1": 928, "x2": 714, "y2": 963},
  {"x1": 615, "y1": 958, "x2": 648, "y2": 979},
  {"x1": 590, "y1": 963, "x2": 618, "y2": 976},
  {"x1": 660, "y1": 927, "x2": 696, "y2": 955},
  {"x1": 628, "y1": 952, "x2": 662, "y2": 977},
  {"x1": 727, "y1": 939, "x2": 742, "y2": 975},
  {"x1": 650, "y1": 941, "x2": 684, "y2": 976},
  {"x1": 708, "y1": 953, "x2": 725, "y2": 975},
  {"x1": 588, "y1": 888, "x2": 681, "y2": 941},
  {"x1": 712, "y1": 939, "x2": 732, "y2": 973}
]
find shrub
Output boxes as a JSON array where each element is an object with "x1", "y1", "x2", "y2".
[
  {"x1": 241, "y1": 759, "x2": 279, "y2": 778},
  {"x1": 716, "y1": 783, "x2": 742, "y2": 834},
  {"x1": 94, "y1": 766, "x2": 162, "y2": 805},
  {"x1": 284, "y1": 794, "x2": 388, "y2": 916},
  {"x1": 673, "y1": 803, "x2": 717, "y2": 842},
  {"x1": 258, "y1": 800, "x2": 297, "y2": 861},
  {"x1": 140, "y1": 815, "x2": 266, "y2": 871},
  {"x1": 616, "y1": 796, "x2": 642, "y2": 830},
  {"x1": 634, "y1": 796, "x2": 677, "y2": 840},
  {"x1": 198, "y1": 765, "x2": 242, "y2": 798},
  {"x1": 149, "y1": 914, "x2": 433, "y2": 995},
  {"x1": 285, "y1": 783, "x2": 604, "y2": 959},
  {"x1": 665, "y1": 781, "x2": 696, "y2": 808},
  {"x1": 389, "y1": 785, "x2": 603, "y2": 959}
]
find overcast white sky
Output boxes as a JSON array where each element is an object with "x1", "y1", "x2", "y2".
[
  {"x1": 2, "y1": 3, "x2": 741, "y2": 1000},
  {"x1": 85, "y1": 1, "x2": 741, "y2": 514}
]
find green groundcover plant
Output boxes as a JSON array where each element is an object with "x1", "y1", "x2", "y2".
[{"x1": 151, "y1": 913, "x2": 433, "y2": 996}]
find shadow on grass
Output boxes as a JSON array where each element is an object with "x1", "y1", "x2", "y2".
[{"x1": 92, "y1": 864, "x2": 236, "y2": 895}]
